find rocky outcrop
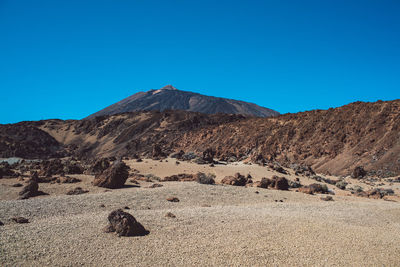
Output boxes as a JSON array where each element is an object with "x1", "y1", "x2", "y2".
[{"x1": 93, "y1": 161, "x2": 130, "y2": 189}]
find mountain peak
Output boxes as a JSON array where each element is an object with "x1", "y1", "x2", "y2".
[
  {"x1": 87, "y1": 85, "x2": 280, "y2": 119},
  {"x1": 160, "y1": 85, "x2": 178, "y2": 90}
]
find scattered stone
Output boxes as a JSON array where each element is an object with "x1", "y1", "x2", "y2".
[
  {"x1": 0, "y1": 220, "x2": 3, "y2": 226},
  {"x1": 196, "y1": 172, "x2": 215, "y2": 185},
  {"x1": 163, "y1": 173, "x2": 195, "y2": 182},
  {"x1": 18, "y1": 179, "x2": 39, "y2": 199},
  {"x1": 291, "y1": 164, "x2": 315, "y2": 176},
  {"x1": 274, "y1": 176, "x2": 289, "y2": 190},
  {"x1": 99, "y1": 204, "x2": 106, "y2": 208},
  {"x1": 221, "y1": 173, "x2": 248, "y2": 186},
  {"x1": 255, "y1": 191, "x2": 259, "y2": 194},
  {"x1": 299, "y1": 183, "x2": 329, "y2": 195},
  {"x1": 124, "y1": 206, "x2": 130, "y2": 210},
  {"x1": 104, "y1": 209, "x2": 149, "y2": 237},
  {"x1": 12, "y1": 183, "x2": 23, "y2": 187},
  {"x1": 55, "y1": 175, "x2": 81, "y2": 184},
  {"x1": 352, "y1": 166, "x2": 367, "y2": 179},
  {"x1": 165, "y1": 212, "x2": 176, "y2": 218},
  {"x1": 93, "y1": 161, "x2": 130, "y2": 189},
  {"x1": 166, "y1": 197, "x2": 180, "y2": 202},
  {"x1": 288, "y1": 180, "x2": 302, "y2": 188},
  {"x1": 175, "y1": 161, "x2": 180, "y2": 165},
  {"x1": 335, "y1": 180, "x2": 348, "y2": 190},
  {"x1": 202, "y1": 148, "x2": 215, "y2": 163},
  {"x1": 148, "y1": 183, "x2": 163, "y2": 188},
  {"x1": 321, "y1": 196, "x2": 333, "y2": 201},
  {"x1": 152, "y1": 144, "x2": 165, "y2": 158},
  {"x1": 11, "y1": 217, "x2": 29, "y2": 224},
  {"x1": 66, "y1": 187, "x2": 88, "y2": 195},
  {"x1": 268, "y1": 163, "x2": 288, "y2": 174},
  {"x1": 87, "y1": 158, "x2": 110, "y2": 175}
]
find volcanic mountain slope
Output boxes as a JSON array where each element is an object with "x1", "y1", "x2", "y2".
[
  {"x1": 1, "y1": 99, "x2": 399, "y2": 177},
  {"x1": 87, "y1": 85, "x2": 279, "y2": 118}
]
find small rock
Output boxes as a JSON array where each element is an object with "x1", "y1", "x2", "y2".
[
  {"x1": 166, "y1": 197, "x2": 180, "y2": 202},
  {"x1": 148, "y1": 183, "x2": 163, "y2": 188},
  {"x1": 11, "y1": 217, "x2": 29, "y2": 224},
  {"x1": 12, "y1": 183, "x2": 23, "y2": 187},
  {"x1": 0, "y1": 220, "x2": 4, "y2": 226},
  {"x1": 124, "y1": 206, "x2": 130, "y2": 210},
  {"x1": 165, "y1": 212, "x2": 176, "y2": 218},
  {"x1": 99, "y1": 204, "x2": 106, "y2": 208},
  {"x1": 321, "y1": 196, "x2": 334, "y2": 201},
  {"x1": 66, "y1": 187, "x2": 88, "y2": 195}
]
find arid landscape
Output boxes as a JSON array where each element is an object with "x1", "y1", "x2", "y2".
[
  {"x1": 1, "y1": 86, "x2": 400, "y2": 266},
  {"x1": 1, "y1": 133, "x2": 400, "y2": 265}
]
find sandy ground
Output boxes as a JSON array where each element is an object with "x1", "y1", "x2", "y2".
[{"x1": 1, "y1": 159, "x2": 400, "y2": 266}]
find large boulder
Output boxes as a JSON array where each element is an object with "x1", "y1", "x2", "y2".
[
  {"x1": 352, "y1": 166, "x2": 367, "y2": 179},
  {"x1": 93, "y1": 161, "x2": 130, "y2": 189},
  {"x1": 221, "y1": 173, "x2": 248, "y2": 186},
  {"x1": 104, "y1": 209, "x2": 149, "y2": 237}
]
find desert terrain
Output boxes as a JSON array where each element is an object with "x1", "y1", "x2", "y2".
[{"x1": 1, "y1": 158, "x2": 400, "y2": 266}]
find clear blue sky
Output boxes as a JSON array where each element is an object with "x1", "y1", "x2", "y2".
[{"x1": 1, "y1": 0, "x2": 399, "y2": 123}]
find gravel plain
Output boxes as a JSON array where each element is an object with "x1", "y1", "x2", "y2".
[{"x1": 1, "y1": 160, "x2": 400, "y2": 266}]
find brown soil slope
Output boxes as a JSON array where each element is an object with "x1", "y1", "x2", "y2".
[{"x1": 1, "y1": 100, "x2": 399, "y2": 177}]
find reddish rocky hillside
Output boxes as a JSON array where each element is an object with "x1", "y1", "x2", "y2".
[{"x1": 1, "y1": 100, "x2": 399, "y2": 177}]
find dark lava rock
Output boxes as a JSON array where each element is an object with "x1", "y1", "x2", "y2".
[
  {"x1": 18, "y1": 179, "x2": 39, "y2": 199},
  {"x1": 299, "y1": 183, "x2": 329, "y2": 194},
  {"x1": 93, "y1": 161, "x2": 130, "y2": 189},
  {"x1": 38, "y1": 159, "x2": 65, "y2": 177},
  {"x1": 221, "y1": 173, "x2": 248, "y2": 186},
  {"x1": 352, "y1": 166, "x2": 367, "y2": 179},
  {"x1": 148, "y1": 183, "x2": 163, "y2": 188},
  {"x1": 196, "y1": 172, "x2": 215, "y2": 185},
  {"x1": 274, "y1": 176, "x2": 289, "y2": 190},
  {"x1": 166, "y1": 197, "x2": 180, "y2": 202},
  {"x1": 202, "y1": 148, "x2": 215, "y2": 163},
  {"x1": 12, "y1": 183, "x2": 23, "y2": 187},
  {"x1": 163, "y1": 173, "x2": 195, "y2": 182},
  {"x1": 55, "y1": 176, "x2": 81, "y2": 184},
  {"x1": 104, "y1": 209, "x2": 149, "y2": 237},
  {"x1": 258, "y1": 178, "x2": 273, "y2": 189},
  {"x1": 88, "y1": 158, "x2": 110, "y2": 175},
  {"x1": 11, "y1": 217, "x2": 29, "y2": 224},
  {"x1": 66, "y1": 187, "x2": 88, "y2": 195},
  {"x1": 320, "y1": 195, "x2": 333, "y2": 201},
  {"x1": 152, "y1": 144, "x2": 165, "y2": 159},
  {"x1": 165, "y1": 212, "x2": 176, "y2": 218}
]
